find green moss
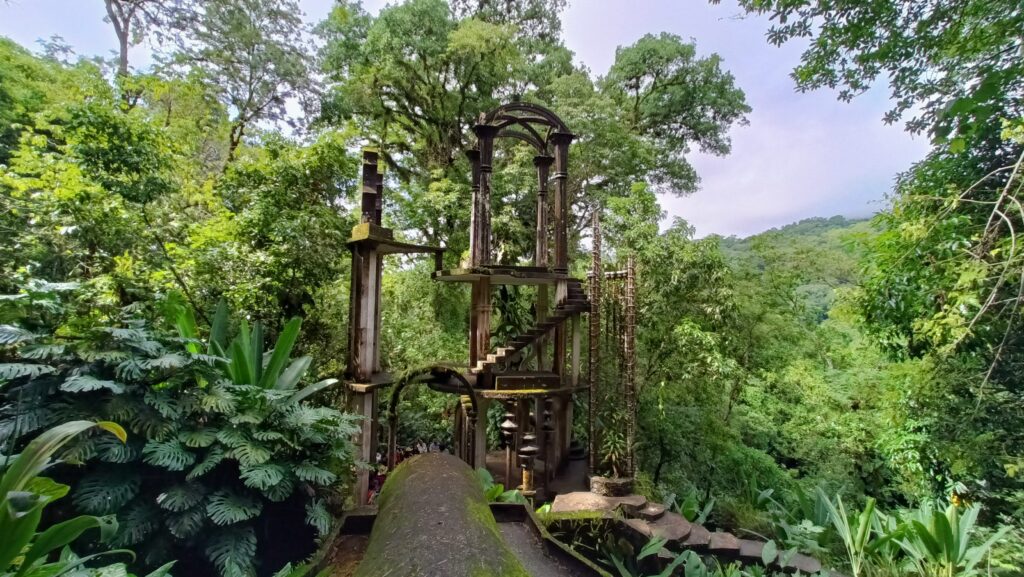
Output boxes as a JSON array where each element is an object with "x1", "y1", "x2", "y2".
[{"x1": 351, "y1": 454, "x2": 531, "y2": 577}]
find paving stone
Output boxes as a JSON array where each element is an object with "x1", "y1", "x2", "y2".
[
  {"x1": 549, "y1": 492, "x2": 614, "y2": 514},
  {"x1": 776, "y1": 553, "x2": 822, "y2": 574},
  {"x1": 623, "y1": 518, "x2": 653, "y2": 539},
  {"x1": 607, "y1": 494, "x2": 648, "y2": 515},
  {"x1": 682, "y1": 524, "x2": 711, "y2": 550},
  {"x1": 549, "y1": 491, "x2": 646, "y2": 516},
  {"x1": 738, "y1": 539, "x2": 766, "y2": 564},
  {"x1": 708, "y1": 532, "x2": 741, "y2": 555},
  {"x1": 638, "y1": 503, "x2": 666, "y2": 521},
  {"x1": 648, "y1": 511, "x2": 692, "y2": 542}
]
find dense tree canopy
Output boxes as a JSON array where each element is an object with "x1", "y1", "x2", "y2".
[{"x1": 1, "y1": 1, "x2": 1022, "y2": 576}]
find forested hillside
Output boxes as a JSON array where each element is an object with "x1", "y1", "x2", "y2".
[{"x1": 0, "y1": 1, "x2": 1022, "y2": 576}]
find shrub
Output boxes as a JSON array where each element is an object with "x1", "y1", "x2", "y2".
[{"x1": 0, "y1": 285, "x2": 358, "y2": 577}]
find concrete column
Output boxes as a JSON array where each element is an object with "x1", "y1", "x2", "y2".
[
  {"x1": 350, "y1": 388, "x2": 378, "y2": 506},
  {"x1": 472, "y1": 397, "x2": 490, "y2": 469}
]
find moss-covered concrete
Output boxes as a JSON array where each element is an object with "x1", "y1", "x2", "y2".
[{"x1": 353, "y1": 453, "x2": 531, "y2": 577}]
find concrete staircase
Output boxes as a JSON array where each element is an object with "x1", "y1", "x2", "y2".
[
  {"x1": 471, "y1": 278, "x2": 589, "y2": 375},
  {"x1": 549, "y1": 491, "x2": 831, "y2": 575}
]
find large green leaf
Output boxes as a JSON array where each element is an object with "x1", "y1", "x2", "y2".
[
  {"x1": 0, "y1": 499, "x2": 44, "y2": 572},
  {"x1": 287, "y1": 378, "x2": 338, "y2": 404},
  {"x1": 0, "y1": 421, "x2": 125, "y2": 498},
  {"x1": 209, "y1": 300, "x2": 229, "y2": 354},
  {"x1": 276, "y1": 356, "x2": 312, "y2": 393},
  {"x1": 17, "y1": 515, "x2": 110, "y2": 574},
  {"x1": 260, "y1": 317, "x2": 302, "y2": 389}
]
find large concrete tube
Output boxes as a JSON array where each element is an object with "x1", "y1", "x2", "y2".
[{"x1": 354, "y1": 453, "x2": 530, "y2": 577}]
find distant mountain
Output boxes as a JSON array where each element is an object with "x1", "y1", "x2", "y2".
[
  {"x1": 715, "y1": 215, "x2": 870, "y2": 256},
  {"x1": 713, "y1": 216, "x2": 874, "y2": 320}
]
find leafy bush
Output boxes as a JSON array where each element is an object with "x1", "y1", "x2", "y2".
[
  {"x1": 1, "y1": 285, "x2": 358, "y2": 577},
  {"x1": 475, "y1": 468, "x2": 527, "y2": 504},
  {"x1": 1, "y1": 419, "x2": 177, "y2": 577}
]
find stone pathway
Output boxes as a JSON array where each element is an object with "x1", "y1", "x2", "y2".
[{"x1": 550, "y1": 491, "x2": 826, "y2": 575}]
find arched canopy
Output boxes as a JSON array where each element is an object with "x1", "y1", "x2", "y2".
[{"x1": 477, "y1": 102, "x2": 573, "y2": 154}]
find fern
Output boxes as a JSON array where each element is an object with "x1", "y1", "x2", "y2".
[
  {"x1": 61, "y1": 375, "x2": 126, "y2": 394},
  {"x1": 305, "y1": 499, "x2": 331, "y2": 537},
  {"x1": 157, "y1": 482, "x2": 207, "y2": 512},
  {"x1": 74, "y1": 468, "x2": 142, "y2": 514},
  {"x1": 205, "y1": 526, "x2": 257, "y2": 577},
  {"x1": 239, "y1": 463, "x2": 287, "y2": 491},
  {"x1": 0, "y1": 362, "x2": 56, "y2": 380},
  {"x1": 187, "y1": 446, "x2": 226, "y2": 480},
  {"x1": 294, "y1": 462, "x2": 337, "y2": 486},
  {"x1": 143, "y1": 439, "x2": 197, "y2": 471},
  {"x1": 206, "y1": 490, "x2": 263, "y2": 525}
]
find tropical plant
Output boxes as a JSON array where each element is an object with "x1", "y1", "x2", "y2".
[
  {"x1": 896, "y1": 502, "x2": 1008, "y2": 577},
  {"x1": 605, "y1": 535, "x2": 689, "y2": 577},
  {"x1": 0, "y1": 285, "x2": 358, "y2": 577},
  {"x1": 0, "y1": 419, "x2": 175, "y2": 577},
  {"x1": 818, "y1": 490, "x2": 889, "y2": 577},
  {"x1": 475, "y1": 468, "x2": 527, "y2": 504},
  {"x1": 664, "y1": 490, "x2": 715, "y2": 525}
]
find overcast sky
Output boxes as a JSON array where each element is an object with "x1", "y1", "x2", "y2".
[{"x1": 0, "y1": 0, "x2": 930, "y2": 237}]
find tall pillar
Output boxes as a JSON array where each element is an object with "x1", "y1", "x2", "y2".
[
  {"x1": 349, "y1": 388, "x2": 378, "y2": 506},
  {"x1": 472, "y1": 397, "x2": 491, "y2": 468},
  {"x1": 534, "y1": 155, "x2": 553, "y2": 267},
  {"x1": 466, "y1": 148, "x2": 482, "y2": 267},
  {"x1": 534, "y1": 155, "x2": 554, "y2": 370},
  {"x1": 347, "y1": 150, "x2": 387, "y2": 506},
  {"x1": 469, "y1": 278, "x2": 492, "y2": 371},
  {"x1": 588, "y1": 213, "x2": 602, "y2": 475},
  {"x1": 472, "y1": 124, "x2": 499, "y2": 267},
  {"x1": 360, "y1": 149, "x2": 379, "y2": 225},
  {"x1": 550, "y1": 133, "x2": 574, "y2": 273},
  {"x1": 625, "y1": 255, "x2": 637, "y2": 478}
]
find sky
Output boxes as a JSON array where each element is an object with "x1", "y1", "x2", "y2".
[{"x1": 0, "y1": 0, "x2": 931, "y2": 237}]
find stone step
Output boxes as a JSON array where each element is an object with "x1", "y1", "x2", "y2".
[
  {"x1": 738, "y1": 539, "x2": 765, "y2": 564},
  {"x1": 549, "y1": 491, "x2": 647, "y2": 516},
  {"x1": 682, "y1": 524, "x2": 711, "y2": 550},
  {"x1": 708, "y1": 532, "x2": 741, "y2": 557},
  {"x1": 647, "y1": 511, "x2": 691, "y2": 542},
  {"x1": 638, "y1": 503, "x2": 666, "y2": 521},
  {"x1": 775, "y1": 552, "x2": 822, "y2": 575}
]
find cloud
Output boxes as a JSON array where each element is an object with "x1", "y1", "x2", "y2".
[
  {"x1": 560, "y1": 0, "x2": 931, "y2": 237},
  {"x1": 0, "y1": 0, "x2": 931, "y2": 237}
]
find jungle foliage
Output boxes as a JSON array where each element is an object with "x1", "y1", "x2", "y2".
[{"x1": 1, "y1": 0, "x2": 1022, "y2": 576}]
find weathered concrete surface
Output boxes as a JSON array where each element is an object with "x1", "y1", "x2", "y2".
[
  {"x1": 549, "y1": 491, "x2": 647, "y2": 516},
  {"x1": 353, "y1": 453, "x2": 530, "y2": 577}
]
